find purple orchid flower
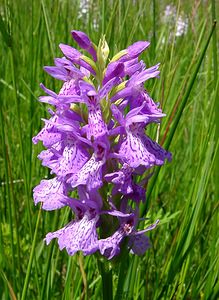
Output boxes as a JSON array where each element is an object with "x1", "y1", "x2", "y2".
[
  {"x1": 110, "y1": 103, "x2": 171, "y2": 168},
  {"x1": 99, "y1": 212, "x2": 159, "y2": 259},
  {"x1": 110, "y1": 64, "x2": 160, "y2": 102}
]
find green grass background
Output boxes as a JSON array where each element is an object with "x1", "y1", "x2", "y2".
[{"x1": 0, "y1": 0, "x2": 218, "y2": 299}]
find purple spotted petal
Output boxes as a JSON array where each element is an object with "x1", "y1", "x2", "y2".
[
  {"x1": 68, "y1": 154, "x2": 105, "y2": 191},
  {"x1": 38, "y1": 148, "x2": 60, "y2": 170},
  {"x1": 141, "y1": 134, "x2": 172, "y2": 164},
  {"x1": 144, "y1": 93, "x2": 162, "y2": 114},
  {"x1": 33, "y1": 177, "x2": 68, "y2": 210},
  {"x1": 58, "y1": 79, "x2": 79, "y2": 96},
  {"x1": 45, "y1": 214, "x2": 99, "y2": 256},
  {"x1": 118, "y1": 127, "x2": 171, "y2": 168},
  {"x1": 77, "y1": 81, "x2": 108, "y2": 139},
  {"x1": 130, "y1": 92, "x2": 162, "y2": 116},
  {"x1": 87, "y1": 104, "x2": 108, "y2": 140},
  {"x1": 38, "y1": 149, "x2": 56, "y2": 163},
  {"x1": 52, "y1": 139, "x2": 89, "y2": 177}
]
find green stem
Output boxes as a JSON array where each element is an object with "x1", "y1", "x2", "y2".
[
  {"x1": 125, "y1": 255, "x2": 138, "y2": 298},
  {"x1": 114, "y1": 249, "x2": 129, "y2": 300},
  {"x1": 97, "y1": 259, "x2": 113, "y2": 300}
]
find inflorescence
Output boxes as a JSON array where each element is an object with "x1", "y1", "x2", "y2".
[{"x1": 33, "y1": 30, "x2": 171, "y2": 260}]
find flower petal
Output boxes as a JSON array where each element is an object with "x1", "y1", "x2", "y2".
[
  {"x1": 69, "y1": 154, "x2": 104, "y2": 191},
  {"x1": 105, "y1": 164, "x2": 133, "y2": 195},
  {"x1": 33, "y1": 177, "x2": 68, "y2": 210},
  {"x1": 59, "y1": 43, "x2": 96, "y2": 75},
  {"x1": 129, "y1": 234, "x2": 150, "y2": 255},
  {"x1": 32, "y1": 115, "x2": 62, "y2": 147},
  {"x1": 52, "y1": 139, "x2": 89, "y2": 177},
  {"x1": 87, "y1": 104, "x2": 108, "y2": 140},
  {"x1": 38, "y1": 148, "x2": 60, "y2": 169},
  {"x1": 71, "y1": 30, "x2": 97, "y2": 61},
  {"x1": 45, "y1": 214, "x2": 99, "y2": 256},
  {"x1": 102, "y1": 62, "x2": 124, "y2": 85},
  {"x1": 119, "y1": 41, "x2": 150, "y2": 62},
  {"x1": 44, "y1": 66, "x2": 69, "y2": 81},
  {"x1": 99, "y1": 229, "x2": 124, "y2": 259},
  {"x1": 118, "y1": 128, "x2": 171, "y2": 168}
]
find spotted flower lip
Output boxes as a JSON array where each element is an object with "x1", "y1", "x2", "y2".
[
  {"x1": 33, "y1": 30, "x2": 171, "y2": 259},
  {"x1": 45, "y1": 213, "x2": 100, "y2": 256},
  {"x1": 33, "y1": 177, "x2": 68, "y2": 210}
]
